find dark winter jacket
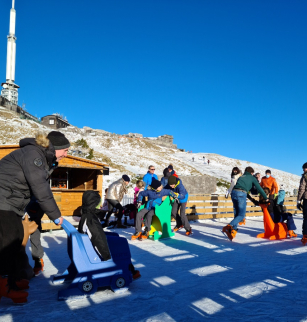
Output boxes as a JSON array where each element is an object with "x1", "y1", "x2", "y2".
[
  {"x1": 137, "y1": 188, "x2": 176, "y2": 210},
  {"x1": 234, "y1": 172, "x2": 267, "y2": 200},
  {"x1": 249, "y1": 175, "x2": 260, "y2": 195},
  {"x1": 78, "y1": 191, "x2": 111, "y2": 261},
  {"x1": 298, "y1": 173, "x2": 307, "y2": 202},
  {"x1": 164, "y1": 178, "x2": 188, "y2": 203},
  {"x1": 0, "y1": 138, "x2": 61, "y2": 220},
  {"x1": 170, "y1": 170, "x2": 178, "y2": 178},
  {"x1": 143, "y1": 172, "x2": 158, "y2": 190}
]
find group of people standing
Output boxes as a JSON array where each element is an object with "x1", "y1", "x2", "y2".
[{"x1": 223, "y1": 164, "x2": 307, "y2": 243}]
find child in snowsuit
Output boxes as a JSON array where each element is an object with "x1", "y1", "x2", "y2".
[
  {"x1": 223, "y1": 167, "x2": 268, "y2": 241},
  {"x1": 78, "y1": 191, "x2": 140, "y2": 279},
  {"x1": 132, "y1": 179, "x2": 177, "y2": 240},
  {"x1": 164, "y1": 176, "x2": 192, "y2": 236},
  {"x1": 261, "y1": 187, "x2": 297, "y2": 237}
]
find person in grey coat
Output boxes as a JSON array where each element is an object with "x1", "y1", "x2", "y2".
[{"x1": 105, "y1": 175, "x2": 130, "y2": 228}]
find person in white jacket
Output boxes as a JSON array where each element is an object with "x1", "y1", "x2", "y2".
[{"x1": 225, "y1": 167, "x2": 242, "y2": 198}]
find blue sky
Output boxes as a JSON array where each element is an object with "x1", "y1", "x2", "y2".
[{"x1": 0, "y1": 0, "x2": 306, "y2": 175}]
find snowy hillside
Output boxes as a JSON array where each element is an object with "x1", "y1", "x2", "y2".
[{"x1": 0, "y1": 108, "x2": 301, "y2": 194}]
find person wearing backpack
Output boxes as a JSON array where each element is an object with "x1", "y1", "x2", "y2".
[{"x1": 298, "y1": 163, "x2": 307, "y2": 245}]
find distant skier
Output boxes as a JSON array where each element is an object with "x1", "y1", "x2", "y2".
[
  {"x1": 192, "y1": 157, "x2": 194, "y2": 162},
  {"x1": 207, "y1": 159, "x2": 210, "y2": 165}
]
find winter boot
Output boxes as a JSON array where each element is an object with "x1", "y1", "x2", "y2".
[
  {"x1": 33, "y1": 258, "x2": 44, "y2": 276},
  {"x1": 0, "y1": 277, "x2": 28, "y2": 304},
  {"x1": 239, "y1": 218, "x2": 246, "y2": 226},
  {"x1": 140, "y1": 227, "x2": 149, "y2": 240},
  {"x1": 288, "y1": 230, "x2": 297, "y2": 238},
  {"x1": 222, "y1": 224, "x2": 237, "y2": 241},
  {"x1": 15, "y1": 279, "x2": 30, "y2": 290},
  {"x1": 116, "y1": 220, "x2": 127, "y2": 229},
  {"x1": 301, "y1": 235, "x2": 307, "y2": 245},
  {"x1": 132, "y1": 270, "x2": 141, "y2": 280},
  {"x1": 186, "y1": 228, "x2": 193, "y2": 236},
  {"x1": 174, "y1": 225, "x2": 184, "y2": 232},
  {"x1": 131, "y1": 232, "x2": 142, "y2": 240}
]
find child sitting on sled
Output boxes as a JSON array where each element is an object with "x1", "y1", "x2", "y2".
[
  {"x1": 260, "y1": 187, "x2": 297, "y2": 237},
  {"x1": 78, "y1": 190, "x2": 141, "y2": 279},
  {"x1": 131, "y1": 179, "x2": 177, "y2": 240}
]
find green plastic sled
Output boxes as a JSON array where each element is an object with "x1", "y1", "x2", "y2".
[{"x1": 138, "y1": 196, "x2": 175, "y2": 241}]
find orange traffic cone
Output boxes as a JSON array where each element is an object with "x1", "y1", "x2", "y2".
[{"x1": 257, "y1": 204, "x2": 288, "y2": 240}]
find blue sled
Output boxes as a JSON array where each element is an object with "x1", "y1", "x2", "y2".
[{"x1": 52, "y1": 219, "x2": 133, "y2": 300}]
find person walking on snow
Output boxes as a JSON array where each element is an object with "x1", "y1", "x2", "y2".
[
  {"x1": 143, "y1": 165, "x2": 158, "y2": 190},
  {"x1": 260, "y1": 170, "x2": 279, "y2": 196},
  {"x1": 165, "y1": 176, "x2": 192, "y2": 236},
  {"x1": 0, "y1": 131, "x2": 69, "y2": 303},
  {"x1": 222, "y1": 167, "x2": 268, "y2": 241},
  {"x1": 225, "y1": 167, "x2": 242, "y2": 198},
  {"x1": 208, "y1": 159, "x2": 210, "y2": 165},
  {"x1": 298, "y1": 163, "x2": 307, "y2": 245},
  {"x1": 106, "y1": 175, "x2": 130, "y2": 228}
]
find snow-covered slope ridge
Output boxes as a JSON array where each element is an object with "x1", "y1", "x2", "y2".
[{"x1": 0, "y1": 108, "x2": 300, "y2": 193}]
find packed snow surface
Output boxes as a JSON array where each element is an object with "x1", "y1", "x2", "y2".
[{"x1": 1, "y1": 216, "x2": 307, "y2": 322}]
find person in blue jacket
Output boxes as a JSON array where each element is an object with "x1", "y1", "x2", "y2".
[
  {"x1": 131, "y1": 179, "x2": 176, "y2": 240},
  {"x1": 165, "y1": 176, "x2": 192, "y2": 236},
  {"x1": 143, "y1": 165, "x2": 158, "y2": 190}
]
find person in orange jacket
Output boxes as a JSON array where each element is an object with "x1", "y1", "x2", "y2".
[{"x1": 260, "y1": 170, "x2": 279, "y2": 195}]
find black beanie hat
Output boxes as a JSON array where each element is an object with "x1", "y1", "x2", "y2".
[
  {"x1": 47, "y1": 131, "x2": 70, "y2": 150},
  {"x1": 303, "y1": 163, "x2": 307, "y2": 169},
  {"x1": 150, "y1": 178, "x2": 161, "y2": 190},
  {"x1": 122, "y1": 174, "x2": 130, "y2": 182},
  {"x1": 168, "y1": 176, "x2": 177, "y2": 186},
  {"x1": 265, "y1": 169, "x2": 271, "y2": 174},
  {"x1": 168, "y1": 164, "x2": 173, "y2": 170}
]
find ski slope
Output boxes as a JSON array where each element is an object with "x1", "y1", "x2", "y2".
[{"x1": 1, "y1": 216, "x2": 307, "y2": 322}]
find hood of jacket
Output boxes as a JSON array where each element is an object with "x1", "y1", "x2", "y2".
[
  {"x1": 82, "y1": 190, "x2": 101, "y2": 215},
  {"x1": 19, "y1": 138, "x2": 57, "y2": 169}
]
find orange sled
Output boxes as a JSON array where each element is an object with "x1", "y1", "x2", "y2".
[{"x1": 257, "y1": 204, "x2": 288, "y2": 240}]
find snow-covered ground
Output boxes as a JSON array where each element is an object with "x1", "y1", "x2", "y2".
[{"x1": 1, "y1": 216, "x2": 307, "y2": 322}]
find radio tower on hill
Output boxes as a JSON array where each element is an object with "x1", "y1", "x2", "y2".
[{"x1": 1, "y1": 0, "x2": 19, "y2": 105}]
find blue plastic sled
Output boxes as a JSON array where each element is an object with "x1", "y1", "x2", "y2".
[{"x1": 52, "y1": 219, "x2": 133, "y2": 300}]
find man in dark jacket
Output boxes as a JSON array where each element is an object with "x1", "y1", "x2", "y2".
[
  {"x1": 164, "y1": 176, "x2": 192, "y2": 236},
  {"x1": 222, "y1": 167, "x2": 268, "y2": 241},
  {"x1": 0, "y1": 131, "x2": 69, "y2": 303},
  {"x1": 298, "y1": 162, "x2": 307, "y2": 245}
]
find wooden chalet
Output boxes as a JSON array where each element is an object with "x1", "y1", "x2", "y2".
[{"x1": 0, "y1": 145, "x2": 109, "y2": 230}]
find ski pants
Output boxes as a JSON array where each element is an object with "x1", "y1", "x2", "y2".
[
  {"x1": 135, "y1": 208, "x2": 155, "y2": 233},
  {"x1": 229, "y1": 190, "x2": 247, "y2": 230},
  {"x1": 269, "y1": 212, "x2": 296, "y2": 231},
  {"x1": 171, "y1": 201, "x2": 190, "y2": 231},
  {"x1": 302, "y1": 199, "x2": 307, "y2": 235},
  {"x1": 28, "y1": 207, "x2": 45, "y2": 260},
  {"x1": 0, "y1": 210, "x2": 24, "y2": 279},
  {"x1": 106, "y1": 199, "x2": 124, "y2": 220}
]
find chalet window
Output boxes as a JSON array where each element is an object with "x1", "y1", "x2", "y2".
[{"x1": 49, "y1": 119, "x2": 55, "y2": 125}]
